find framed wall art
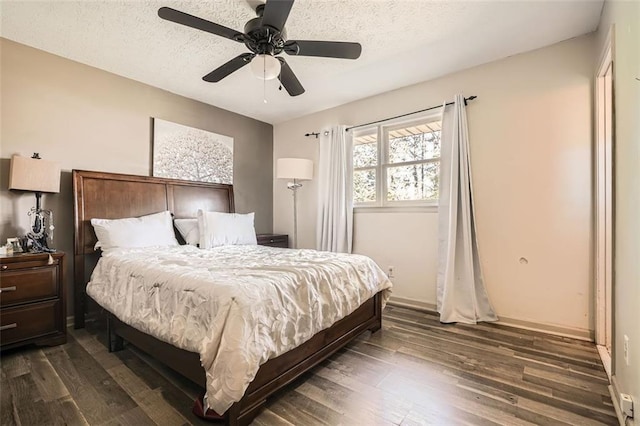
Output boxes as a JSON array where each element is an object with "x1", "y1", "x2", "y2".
[{"x1": 152, "y1": 118, "x2": 233, "y2": 184}]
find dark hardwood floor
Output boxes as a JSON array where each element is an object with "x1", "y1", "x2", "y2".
[{"x1": 1, "y1": 305, "x2": 617, "y2": 425}]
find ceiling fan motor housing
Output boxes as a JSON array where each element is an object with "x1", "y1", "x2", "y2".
[{"x1": 243, "y1": 15, "x2": 286, "y2": 56}]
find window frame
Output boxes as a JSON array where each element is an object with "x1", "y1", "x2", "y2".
[{"x1": 352, "y1": 111, "x2": 442, "y2": 209}]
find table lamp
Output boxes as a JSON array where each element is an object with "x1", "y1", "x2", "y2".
[{"x1": 9, "y1": 153, "x2": 61, "y2": 252}]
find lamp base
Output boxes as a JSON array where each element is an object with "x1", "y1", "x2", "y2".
[
  {"x1": 25, "y1": 233, "x2": 56, "y2": 253},
  {"x1": 26, "y1": 202, "x2": 56, "y2": 253}
]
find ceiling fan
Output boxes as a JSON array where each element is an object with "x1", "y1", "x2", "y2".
[{"x1": 158, "y1": 0, "x2": 362, "y2": 97}]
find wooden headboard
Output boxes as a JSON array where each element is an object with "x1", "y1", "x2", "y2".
[{"x1": 72, "y1": 169, "x2": 234, "y2": 328}]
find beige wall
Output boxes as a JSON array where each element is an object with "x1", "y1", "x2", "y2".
[
  {"x1": 274, "y1": 35, "x2": 595, "y2": 337},
  {"x1": 597, "y1": 0, "x2": 640, "y2": 421},
  {"x1": 0, "y1": 38, "x2": 274, "y2": 316}
]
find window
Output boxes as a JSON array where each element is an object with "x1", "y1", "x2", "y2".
[{"x1": 353, "y1": 116, "x2": 442, "y2": 207}]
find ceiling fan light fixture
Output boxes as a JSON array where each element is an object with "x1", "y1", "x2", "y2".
[{"x1": 250, "y1": 54, "x2": 281, "y2": 80}]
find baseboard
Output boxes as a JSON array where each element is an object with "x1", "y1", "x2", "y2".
[
  {"x1": 597, "y1": 345, "x2": 612, "y2": 380},
  {"x1": 496, "y1": 315, "x2": 593, "y2": 342},
  {"x1": 610, "y1": 375, "x2": 628, "y2": 425},
  {"x1": 387, "y1": 296, "x2": 593, "y2": 341},
  {"x1": 387, "y1": 296, "x2": 437, "y2": 312}
]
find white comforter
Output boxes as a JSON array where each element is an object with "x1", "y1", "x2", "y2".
[{"x1": 86, "y1": 245, "x2": 392, "y2": 414}]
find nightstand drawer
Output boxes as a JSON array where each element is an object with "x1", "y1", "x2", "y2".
[
  {"x1": 1, "y1": 266, "x2": 58, "y2": 307},
  {"x1": 0, "y1": 300, "x2": 60, "y2": 346},
  {"x1": 257, "y1": 234, "x2": 288, "y2": 248}
]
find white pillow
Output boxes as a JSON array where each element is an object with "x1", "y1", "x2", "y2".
[
  {"x1": 91, "y1": 211, "x2": 179, "y2": 251},
  {"x1": 174, "y1": 218, "x2": 199, "y2": 246},
  {"x1": 197, "y1": 210, "x2": 257, "y2": 248}
]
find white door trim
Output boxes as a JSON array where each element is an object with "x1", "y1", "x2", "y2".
[{"x1": 594, "y1": 25, "x2": 614, "y2": 360}]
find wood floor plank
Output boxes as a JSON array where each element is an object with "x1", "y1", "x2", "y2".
[
  {"x1": 0, "y1": 380, "x2": 21, "y2": 426},
  {"x1": 27, "y1": 350, "x2": 70, "y2": 402},
  {"x1": 102, "y1": 406, "x2": 157, "y2": 426},
  {"x1": 264, "y1": 390, "x2": 326, "y2": 426},
  {"x1": 108, "y1": 364, "x2": 150, "y2": 396},
  {"x1": 5, "y1": 373, "x2": 55, "y2": 426},
  {"x1": 62, "y1": 335, "x2": 138, "y2": 412},
  {"x1": 399, "y1": 409, "x2": 473, "y2": 426},
  {"x1": 1, "y1": 351, "x2": 31, "y2": 379},
  {"x1": 108, "y1": 360, "x2": 191, "y2": 426},
  {"x1": 386, "y1": 315, "x2": 603, "y2": 370},
  {"x1": 251, "y1": 408, "x2": 296, "y2": 426},
  {"x1": 312, "y1": 360, "x2": 417, "y2": 424},
  {"x1": 50, "y1": 395, "x2": 90, "y2": 426},
  {"x1": 297, "y1": 372, "x2": 405, "y2": 425},
  {"x1": 523, "y1": 365, "x2": 610, "y2": 396},
  {"x1": 44, "y1": 342, "x2": 120, "y2": 424},
  {"x1": 135, "y1": 388, "x2": 192, "y2": 426},
  {"x1": 518, "y1": 396, "x2": 616, "y2": 426},
  {"x1": 74, "y1": 328, "x2": 124, "y2": 371}
]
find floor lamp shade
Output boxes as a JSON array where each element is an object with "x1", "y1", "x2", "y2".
[
  {"x1": 9, "y1": 155, "x2": 61, "y2": 193},
  {"x1": 276, "y1": 158, "x2": 313, "y2": 181}
]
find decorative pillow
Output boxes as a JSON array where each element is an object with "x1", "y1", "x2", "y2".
[
  {"x1": 91, "y1": 211, "x2": 179, "y2": 251},
  {"x1": 174, "y1": 218, "x2": 199, "y2": 246},
  {"x1": 197, "y1": 210, "x2": 257, "y2": 249}
]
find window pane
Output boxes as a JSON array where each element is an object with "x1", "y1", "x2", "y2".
[
  {"x1": 354, "y1": 169, "x2": 376, "y2": 203},
  {"x1": 387, "y1": 162, "x2": 439, "y2": 201},
  {"x1": 353, "y1": 133, "x2": 377, "y2": 168},
  {"x1": 388, "y1": 124, "x2": 441, "y2": 163},
  {"x1": 353, "y1": 142, "x2": 377, "y2": 168}
]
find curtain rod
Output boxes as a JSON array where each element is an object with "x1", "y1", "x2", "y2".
[
  {"x1": 304, "y1": 130, "x2": 329, "y2": 139},
  {"x1": 345, "y1": 95, "x2": 477, "y2": 132}
]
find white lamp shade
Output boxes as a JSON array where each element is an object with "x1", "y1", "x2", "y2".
[
  {"x1": 277, "y1": 158, "x2": 313, "y2": 180},
  {"x1": 9, "y1": 154, "x2": 61, "y2": 193},
  {"x1": 250, "y1": 54, "x2": 281, "y2": 80}
]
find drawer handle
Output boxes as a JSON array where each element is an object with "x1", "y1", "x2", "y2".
[
  {"x1": 1, "y1": 265, "x2": 7, "y2": 270},
  {"x1": 0, "y1": 323, "x2": 17, "y2": 331},
  {"x1": 0, "y1": 286, "x2": 16, "y2": 293},
  {"x1": 269, "y1": 239, "x2": 275, "y2": 243}
]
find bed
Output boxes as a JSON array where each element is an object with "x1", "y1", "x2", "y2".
[{"x1": 73, "y1": 169, "x2": 391, "y2": 425}]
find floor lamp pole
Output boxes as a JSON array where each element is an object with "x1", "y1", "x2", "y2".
[{"x1": 288, "y1": 178, "x2": 302, "y2": 249}]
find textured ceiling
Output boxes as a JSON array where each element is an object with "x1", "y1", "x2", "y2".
[{"x1": 1, "y1": 0, "x2": 603, "y2": 124}]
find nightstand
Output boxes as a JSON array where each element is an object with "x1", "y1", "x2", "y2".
[
  {"x1": 0, "y1": 252, "x2": 66, "y2": 350},
  {"x1": 257, "y1": 234, "x2": 289, "y2": 248}
]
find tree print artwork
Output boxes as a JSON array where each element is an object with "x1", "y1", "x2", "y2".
[{"x1": 152, "y1": 118, "x2": 233, "y2": 184}]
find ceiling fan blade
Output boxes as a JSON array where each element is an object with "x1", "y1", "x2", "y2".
[
  {"x1": 158, "y1": 7, "x2": 244, "y2": 42},
  {"x1": 261, "y1": 0, "x2": 294, "y2": 31},
  {"x1": 284, "y1": 40, "x2": 362, "y2": 59},
  {"x1": 203, "y1": 53, "x2": 255, "y2": 82},
  {"x1": 277, "y1": 57, "x2": 304, "y2": 96}
]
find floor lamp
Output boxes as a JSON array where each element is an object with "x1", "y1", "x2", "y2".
[{"x1": 276, "y1": 158, "x2": 313, "y2": 249}]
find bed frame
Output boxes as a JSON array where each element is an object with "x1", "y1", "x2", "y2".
[{"x1": 72, "y1": 170, "x2": 383, "y2": 425}]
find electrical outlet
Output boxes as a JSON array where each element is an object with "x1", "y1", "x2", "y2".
[
  {"x1": 387, "y1": 266, "x2": 394, "y2": 279},
  {"x1": 620, "y1": 393, "x2": 634, "y2": 418},
  {"x1": 624, "y1": 335, "x2": 630, "y2": 366}
]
